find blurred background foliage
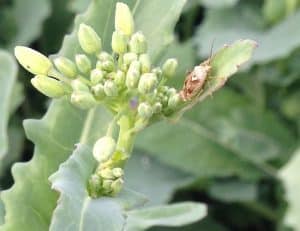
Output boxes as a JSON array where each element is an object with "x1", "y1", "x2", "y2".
[{"x1": 0, "y1": 0, "x2": 299, "y2": 230}]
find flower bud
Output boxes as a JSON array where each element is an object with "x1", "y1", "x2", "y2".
[
  {"x1": 93, "y1": 136, "x2": 116, "y2": 163},
  {"x1": 162, "y1": 58, "x2": 178, "y2": 78},
  {"x1": 152, "y1": 67, "x2": 162, "y2": 79},
  {"x1": 112, "y1": 168, "x2": 124, "y2": 178},
  {"x1": 102, "y1": 179, "x2": 113, "y2": 192},
  {"x1": 115, "y1": 2, "x2": 134, "y2": 36},
  {"x1": 111, "y1": 178, "x2": 124, "y2": 195},
  {"x1": 71, "y1": 79, "x2": 89, "y2": 92},
  {"x1": 138, "y1": 73, "x2": 158, "y2": 94},
  {"x1": 111, "y1": 31, "x2": 127, "y2": 54},
  {"x1": 114, "y1": 70, "x2": 125, "y2": 87},
  {"x1": 75, "y1": 54, "x2": 91, "y2": 74},
  {"x1": 123, "y1": 52, "x2": 138, "y2": 65},
  {"x1": 104, "y1": 80, "x2": 118, "y2": 97},
  {"x1": 139, "y1": 54, "x2": 151, "y2": 73},
  {"x1": 129, "y1": 32, "x2": 147, "y2": 54},
  {"x1": 126, "y1": 61, "x2": 141, "y2": 89},
  {"x1": 138, "y1": 102, "x2": 153, "y2": 119},
  {"x1": 153, "y1": 102, "x2": 162, "y2": 113},
  {"x1": 90, "y1": 69, "x2": 104, "y2": 85},
  {"x1": 71, "y1": 91, "x2": 97, "y2": 109},
  {"x1": 99, "y1": 168, "x2": 114, "y2": 179},
  {"x1": 31, "y1": 75, "x2": 66, "y2": 98},
  {"x1": 54, "y1": 57, "x2": 77, "y2": 79},
  {"x1": 14, "y1": 46, "x2": 52, "y2": 75},
  {"x1": 167, "y1": 87, "x2": 177, "y2": 97},
  {"x1": 97, "y1": 51, "x2": 113, "y2": 62},
  {"x1": 92, "y1": 84, "x2": 106, "y2": 100},
  {"x1": 88, "y1": 174, "x2": 101, "y2": 198},
  {"x1": 101, "y1": 60, "x2": 115, "y2": 72},
  {"x1": 168, "y1": 93, "x2": 181, "y2": 109},
  {"x1": 78, "y1": 23, "x2": 102, "y2": 54}
]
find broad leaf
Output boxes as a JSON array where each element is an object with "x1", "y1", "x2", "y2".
[
  {"x1": 125, "y1": 152, "x2": 193, "y2": 206},
  {"x1": 49, "y1": 144, "x2": 147, "y2": 231},
  {"x1": 7, "y1": 0, "x2": 51, "y2": 49},
  {"x1": 125, "y1": 202, "x2": 207, "y2": 231},
  {"x1": 195, "y1": 4, "x2": 300, "y2": 66},
  {"x1": 0, "y1": 51, "x2": 17, "y2": 158},
  {"x1": 0, "y1": 0, "x2": 187, "y2": 230},
  {"x1": 137, "y1": 89, "x2": 295, "y2": 179},
  {"x1": 279, "y1": 147, "x2": 300, "y2": 230}
]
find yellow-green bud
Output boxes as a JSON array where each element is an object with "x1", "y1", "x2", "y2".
[
  {"x1": 102, "y1": 179, "x2": 113, "y2": 192},
  {"x1": 152, "y1": 67, "x2": 162, "y2": 79},
  {"x1": 162, "y1": 58, "x2": 178, "y2": 78},
  {"x1": 114, "y1": 70, "x2": 125, "y2": 87},
  {"x1": 14, "y1": 46, "x2": 52, "y2": 75},
  {"x1": 111, "y1": 31, "x2": 127, "y2": 54},
  {"x1": 111, "y1": 178, "x2": 124, "y2": 195},
  {"x1": 101, "y1": 60, "x2": 115, "y2": 72},
  {"x1": 138, "y1": 73, "x2": 158, "y2": 94},
  {"x1": 167, "y1": 87, "x2": 177, "y2": 97},
  {"x1": 75, "y1": 54, "x2": 91, "y2": 74},
  {"x1": 153, "y1": 102, "x2": 162, "y2": 113},
  {"x1": 112, "y1": 168, "x2": 124, "y2": 178},
  {"x1": 78, "y1": 23, "x2": 102, "y2": 54},
  {"x1": 104, "y1": 80, "x2": 118, "y2": 97},
  {"x1": 31, "y1": 75, "x2": 66, "y2": 98},
  {"x1": 139, "y1": 54, "x2": 151, "y2": 73},
  {"x1": 138, "y1": 102, "x2": 153, "y2": 119},
  {"x1": 99, "y1": 168, "x2": 114, "y2": 179},
  {"x1": 71, "y1": 91, "x2": 97, "y2": 109},
  {"x1": 123, "y1": 52, "x2": 138, "y2": 65},
  {"x1": 126, "y1": 61, "x2": 141, "y2": 89},
  {"x1": 90, "y1": 69, "x2": 104, "y2": 85},
  {"x1": 97, "y1": 51, "x2": 113, "y2": 62},
  {"x1": 115, "y1": 2, "x2": 134, "y2": 36},
  {"x1": 129, "y1": 32, "x2": 147, "y2": 54},
  {"x1": 71, "y1": 79, "x2": 89, "y2": 92},
  {"x1": 93, "y1": 136, "x2": 116, "y2": 163},
  {"x1": 107, "y1": 72, "x2": 116, "y2": 80},
  {"x1": 88, "y1": 174, "x2": 101, "y2": 198},
  {"x1": 168, "y1": 93, "x2": 181, "y2": 109},
  {"x1": 54, "y1": 57, "x2": 77, "y2": 79},
  {"x1": 92, "y1": 84, "x2": 106, "y2": 100}
]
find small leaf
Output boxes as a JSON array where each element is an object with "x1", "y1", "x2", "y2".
[
  {"x1": 279, "y1": 147, "x2": 300, "y2": 230},
  {"x1": 124, "y1": 202, "x2": 207, "y2": 231},
  {"x1": 180, "y1": 39, "x2": 256, "y2": 113},
  {"x1": 49, "y1": 144, "x2": 147, "y2": 231},
  {"x1": 0, "y1": 50, "x2": 18, "y2": 158}
]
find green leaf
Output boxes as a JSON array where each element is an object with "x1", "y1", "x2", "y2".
[
  {"x1": 7, "y1": 0, "x2": 51, "y2": 49},
  {"x1": 137, "y1": 89, "x2": 295, "y2": 179},
  {"x1": 0, "y1": 0, "x2": 187, "y2": 230},
  {"x1": 200, "y1": 0, "x2": 239, "y2": 9},
  {"x1": 0, "y1": 50, "x2": 17, "y2": 158},
  {"x1": 279, "y1": 147, "x2": 300, "y2": 230},
  {"x1": 124, "y1": 202, "x2": 207, "y2": 231},
  {"x1": 208, "y1": 180, "x2": 257, "y2": 202},
  {"x1": 49, "y1": 144, "x2": 147, "y2": 231},
  {"x1": 125, "y1": 152, "x2": 193, "y2": 206},
  {"x1": 195, "y1": 4, "x2": 300, "y2": 66}
]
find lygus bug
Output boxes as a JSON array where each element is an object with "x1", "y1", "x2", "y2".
[
  {"x1": 180, "y1": 59, "x2": 212, "y2": 101},
  {"x1": 180, "y1": 41, "x2": 215, "y2": 101}
]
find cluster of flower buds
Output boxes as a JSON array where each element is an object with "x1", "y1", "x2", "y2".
[{"x1": 14, "y1": 2, "x2": 185, "y2": 197}]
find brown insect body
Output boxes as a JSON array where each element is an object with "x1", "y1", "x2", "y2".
[{"x1": 180, "y1": 60, "x2": 211, "y2": 101}]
